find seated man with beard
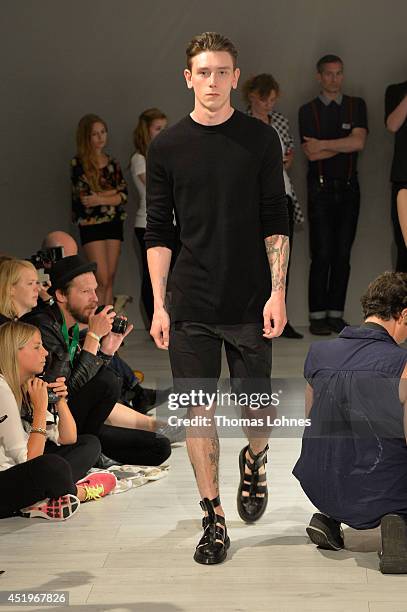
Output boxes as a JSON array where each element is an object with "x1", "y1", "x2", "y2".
[{"x1": 24, "y1": 255, "x2": 172, "y2": 466}]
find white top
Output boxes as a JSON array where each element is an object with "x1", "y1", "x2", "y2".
[
  {"x1": 130, "y1": 153, "x2": 147, "y2": 228},
  {"x1": 0, "y1": 375, "x2": 59, "y2": 472},
  {"x1": 272, "y1": 126, "x2": 293, "y2": 198}
]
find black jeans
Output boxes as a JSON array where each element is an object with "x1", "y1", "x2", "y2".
[
  {"x1": 135, "y1": 227, "x2": 154, "y2": 325},
  {"x1": 391, "y1": 183, "x2": 407, "y2": 272},
  {"x1": 0, "y1": 455, "x2": 76, "y2": 519},
  {"x1": 286, "y1": 195, "x2": 294, "y2": 299},
  {"x1": 307, "y1": 177, "x2": 360, "y2": 317},
  {"x1": 99, "y1": 424, "x2": 171, "y2": 466},
  {"x1": 68, "y1": 366, "x2": 120, "y2": 436},
  {"x1": 44, "y1": 434, "x2": 101, "y2": 482}
]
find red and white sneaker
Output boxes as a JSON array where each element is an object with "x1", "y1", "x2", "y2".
[
  {"x1": 76, "y1": 471, "x2": 117, "y2": 501},
  {"x1": 21, "y1": 494, "x2": 80, "y2": 521}
]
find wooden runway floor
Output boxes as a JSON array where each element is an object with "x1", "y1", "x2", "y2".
[{"x1": 0, "y1": 330, "x2": 406, "y2": 612}]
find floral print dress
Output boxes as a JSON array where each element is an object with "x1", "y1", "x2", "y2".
[{"x1": 71, "y1": 155, "x2": 128, "y2": 226}]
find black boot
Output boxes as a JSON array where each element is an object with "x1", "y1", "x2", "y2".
[
  {"x1": 237, "y1": 444, "x2": 269, "y2": 523},
  {"x1": 193, "y1": 496, "x2": 230, "y2": 565},
  {"x1": 379, "y1": 514, "x2": 407, "y2": 574}
]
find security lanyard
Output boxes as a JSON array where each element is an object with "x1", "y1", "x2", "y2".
[{"x1": 61, "y1": 316, "x2": 80, "y2": 365}]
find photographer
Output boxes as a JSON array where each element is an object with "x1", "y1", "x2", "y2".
[
  {"x1": 0, "y1": 322, "x2": 115, "y2": 521},
  {"x1": 24, "y1": 255, "x2": 172, "y2": 465},
  {"x1": 39, "y1": 230, "x2": 168, "y2": 416}
]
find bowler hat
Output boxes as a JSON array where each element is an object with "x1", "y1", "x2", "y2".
[{"x1": 49, "y1": 255, "x2": 97, "y2": 294}]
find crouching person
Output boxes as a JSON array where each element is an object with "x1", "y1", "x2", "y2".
[
  {"x1": 0, "y1": 322, "x2": 116, "y2": 521},
  {"x1": 293, "y1": 272, "x2": 407, "y2": 573}
]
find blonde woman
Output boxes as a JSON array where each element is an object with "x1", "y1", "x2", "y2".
[
  {"x1": 0, "y1": 259, "x2": 40, "y2": 324},
  {"x1": 130, "y1": 108, "x2": 168, "y2": 325},
  {"x1": 71, "y1": 114, "x2": 128, "y2": 304},
  {"x1": 0, "y1": 322, "x2": 115, "y2": 521}
]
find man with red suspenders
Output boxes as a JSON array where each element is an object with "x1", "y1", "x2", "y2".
[{"x1": 299, "y1": 54, "x2": 368, "y2": 335}]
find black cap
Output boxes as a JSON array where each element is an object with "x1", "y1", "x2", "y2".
[{"x1": 49, "y1": 255, "x2": 97, "y2": 294}]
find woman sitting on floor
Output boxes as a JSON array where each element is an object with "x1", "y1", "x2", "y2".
[{"x1": 0, "y1": 321, "x2": 116, "y2": 521}]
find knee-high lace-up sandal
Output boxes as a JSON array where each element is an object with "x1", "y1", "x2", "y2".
[
  {"x1": 237, "y1": 444, "x2": 269, "y2": 523},
  {"x1": 193, "y1": 495, "x2": 230, "y2": 565}
]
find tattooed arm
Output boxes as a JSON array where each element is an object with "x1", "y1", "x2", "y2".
[
  {"x1": 259, "y1": 128, "x2": 290, "y2": 339},
  {"x1": 147, "y1": 247, "x2": 172, "y2": 349},
  {"x1": 262, "y1": 234, "x2": 290, "y2": 338}
]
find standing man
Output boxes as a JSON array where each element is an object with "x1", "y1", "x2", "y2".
[
  {"x1": 385, "y1": 79, "x2": 407, "y2": 272},
  {"x1": 299, "y1": 55, "x2": 368, "y2": 335},
  {"x1": 145, "y1": 32, "x2": 289, "y2": 565}
]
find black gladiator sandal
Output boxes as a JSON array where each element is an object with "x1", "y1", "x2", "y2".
[
  {"x1": 193, "y1": 496, "x2": 230, "y2": 565},
  {"x1": 237, "y1": 444, "x2": 269, "y2": 523}
]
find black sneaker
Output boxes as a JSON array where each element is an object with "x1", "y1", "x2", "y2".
[
  {"x1": 309, "y1": 319, "x2": 332, "y2": 336},
  {"x1": 379, "y1": 514, "x2": 407, "y2": 574},
  {"x1": 94, "y1": 452, "x2": 121, "y2": 469},
  {"x1": 306, "y1": 513, "x2": 344, "y2": 550},
  {"x1": 132, "y1": 386, "x2": 172, "y2": 414},
  {"x1": 281, "y1": 322, "x2": 303, "y2": 339},
  {"x1": 326, "y1": 317, "x2": 349, "y2": 334}
]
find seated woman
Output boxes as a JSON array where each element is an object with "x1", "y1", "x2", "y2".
[
  {"x1": 0, "y1": 259, "x2": 40, "y2": 324},
  {"x1": 0, "y1": 321, "x2": 116, "y2": 521}
]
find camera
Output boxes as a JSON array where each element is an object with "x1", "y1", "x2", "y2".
[
  {"x1": 95, "y1": 305, "x2": 129, "y2": 334},
  {"x1": 29, "y1": 246, "x2": 64, "y2": 270},
  {"x1": 41, "y1": 356, "x2": 70, "y2": 406}
]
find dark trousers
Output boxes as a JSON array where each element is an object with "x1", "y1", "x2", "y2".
[
  {"x1": 44, "y1": 434, "x2": 101, "y2": 482},
  {"x1": 307, "y1": 177, "x2": 360, "y2": 317},
  {"x1": 135, "y1": 226, "x2": 181, "y2": 328},
  {"x1": 391, "y1": 183, "x2": 407, "y2": 272},
  {"x1": 0, "y1": 455, "x2": 76, "y2": 519},
  {"x1": 69, "y1": 367, "x2": 170, "y2": 466},
  {"x1": 135, "y1": 227, "x2": 154, "y2": 325},
  {"x1": 286, "y1": 195, "x2": 294, "y2": 299},
  {"x1": 69, "y1": 367, "x2": 120, "y2": 436},
  {"x1": 99, "y1": 424, "x2": 171, "y2": 466}
]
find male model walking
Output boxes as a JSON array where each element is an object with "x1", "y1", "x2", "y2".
[{"x1": 145, "y1": 32, "x2": 289, "y2": 564}]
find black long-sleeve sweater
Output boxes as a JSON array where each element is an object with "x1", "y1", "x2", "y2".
[{"x1": 145, "y1": 110, "x2": 289, "y2": 324}]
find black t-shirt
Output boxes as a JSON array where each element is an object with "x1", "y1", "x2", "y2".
[
  {"x1": 385, "y1": 81, "x2": 407, "y2": 182},
  {"x1": 298, "y1": 95, "x2": 368, "y2": 180},
  {"x1": 144, "y1": 110, "x2": 289, "y2": 324}
]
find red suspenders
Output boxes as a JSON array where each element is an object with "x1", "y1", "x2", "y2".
[{"x1": 310, "y1": 96, "x2": 354, "y2": 185}]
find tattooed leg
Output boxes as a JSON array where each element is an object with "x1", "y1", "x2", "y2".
[{"x1": 186, "y1": 405, "x2": 224, "y2": 516}]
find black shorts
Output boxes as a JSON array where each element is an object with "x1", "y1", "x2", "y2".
[
  {"x1": 79, "y1": 218, "x2": 123, "y2": 246},
  {"x1": 169, "y1": 321, "x2": 272, "y2": 401}
]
